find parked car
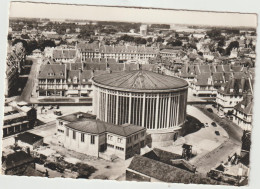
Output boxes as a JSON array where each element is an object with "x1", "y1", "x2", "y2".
[
  {"x1": 207, "y1": 108, "x2": 213, "y2": 113},
  {"x1": 215, "y1": 131, "x2": 220, "y2": 136},
  {"x1": 211, "y1": 122, "x2": 217, "y2": 127},
  {"x1": 54, "y1": 111, "x2": 62, "y2": 116},
  {"x1": 205, "y1": 123, "x2": 209, "y2": 127}
]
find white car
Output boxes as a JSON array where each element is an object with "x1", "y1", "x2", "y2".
[{"x1": 219, "y1": 114, "x2": 225, "y2": 118}]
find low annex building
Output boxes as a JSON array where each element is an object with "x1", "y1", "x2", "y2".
[
  {"x1": 3, "y1": 106, "x2": 37, "y2": 137},
  {"x1": 56, "y1": 112, "x2": 146, "y2": 160}
]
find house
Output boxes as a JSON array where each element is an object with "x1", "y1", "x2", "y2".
[
  {"x1": 56, "y1": 112, "x2": 97, "y2": 138},
  {"x1": 78, "y1": 43, "x2": 158, "y2": 63},
  {"x1": 233, "y1": 95, "x2": 253, "y2": 131},
  {"x1": 191, "y1": 72, "x2": 216, "y2": 97},
  {"x1": 15, "y1": 132, "x2": 44, "y2": 150},
  {"x1": 126, "y1": 148, "x2": 217, "y2": 184},
  {"x1": 3, "y1": 106, "x2": 32, "y2": 137},
  {"x1": 2, "y1": 151, "x2": 36, "y2": 175},
  {"x1": 216, "y1": 77, "x2": 254, "y2": 114},
  {"x1": 57, "y1": 112, "x2": 146, "y2": 160}
]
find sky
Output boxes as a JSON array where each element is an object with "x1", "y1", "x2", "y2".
[{"x1": 9, "y1": 1, "x2": 257, "y2": 28}]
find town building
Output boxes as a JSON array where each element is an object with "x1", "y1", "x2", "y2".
[
  {"x1": 15, "y1": 132, "x2": 44, "y2": 151},
  {"x1": 140, "y1": 25, "x2": 148, "y2": 36},
  {"x1": 1, "y1": 151, "x2": 43, "y2": 176},
  {"x1": 216, "y1": 77, "x2": 254, "y2": 114},
  {"x1": 3, "y1": 106, "x2": 36, "y2": 137},
  {"x1": 92, "y1": 70, "x2": 188, "y2": 147},
  {"x1": 126, "y1": 148, "x2": 214, "y2": 183},
  {"x1": 37, "y1": 61, "x2": 158, "y2": 98},
  {"x1": 232, "y1": 95, "x2": 253, "y2": 131},
  {"x1": 53, "y1": 48, "x2": 80, "y2": 63},
  {"x1": 5, "y1": 43, "x2": 26, "y2": 97},
  {"x1": 77, "y1": 43, "x2": 158, "y2": 63},
  {"x1": 56, "y1": 112, "x2": 146, "y2": 160}
]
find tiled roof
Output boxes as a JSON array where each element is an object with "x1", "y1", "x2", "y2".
[
  {"x1": 194, "y1": 72, "x2": 211, "y2": 86},
  {"x1": 16, "y1": 132, "x2": 43, "y2": 145},
  {"x1": 53, "y1": 49, "x2": 77, "y2": 59},
  {"x1": 93, "y1": 70, "x2": 188, "y2": 91},
  {"x1": 234, "y1": 95, "x2": 253, "y2": 115},
  {"x1": 65, "y1": 120, "x2": 145, "y2": 137},
  {"x1": 80, "y1": 44, "x2": 157, "y2": 54},
  {"x1": 2, "y1": 151, "x2": 34, "y2": 170},
  {"x1": 218, "y1": 77, "x2": 254, "y2": 95},
  {"x1": 84, "y1": 63, "x2": 107, "y2": 70},
  {"x1": 232, "y1": 66, "x2": 243, "y2": 72},
  {"x1": 58, "y1": 112, "x2": 96, "y2": 122},
  {"x1": 38, "y1": 64, "x2": 66, "y2": 79},
  {"x1": 128, "y1": 155, "x2": 194, "y2": 183}
]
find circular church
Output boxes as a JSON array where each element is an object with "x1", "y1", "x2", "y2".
[{"x1": 92, "y1": 70, "x2": 188, "y2": 131}]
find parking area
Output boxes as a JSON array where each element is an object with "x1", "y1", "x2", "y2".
[{"x1": 36, "y1": 105, "x2": 93, "y2": 123}]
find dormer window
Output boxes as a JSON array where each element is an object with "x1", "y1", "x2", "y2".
[
  {"x1": 241, "y1": 104, "x2": 245, "y2": 109},
  {"x1": 68, "y1": 78, "x2": 71, "y2": 82},
  {"x1": 82, "y1": 79, "x2": 86, "y2": 82},
  {"x1": 60, "y1": 73, "x2": 64, "y2": 76},
  {"x1": 239, "y1": 89, "x2": 242, "y2": 93},
  {"x1": 73, "y1": 76, "x2": 78, "y2": 83},
  {"x1": 230, "y1": 89, "x2": 234, "y2": 93}
]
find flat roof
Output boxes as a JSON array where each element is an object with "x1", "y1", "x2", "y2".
[{"x1": 16, "y1": 132, "x2": 43, "y2": 145}]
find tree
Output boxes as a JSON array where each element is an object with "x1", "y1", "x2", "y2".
[
  {"x1": 241, "y1": 131, "x2": 251, "y2": 152},
  {"x1": 226, "y1": 41, "x2": 239, "y2": 55},
  {"x1": 156, "y1": 36, "x2": 164, "y2": 43},
  {"x1": 7, "y1": 34, "x2": 12, "y2": 41},
  {"x1": 147, "y1": 37, "x2": 153, "y2": 43},
  {"x1": 38, "y1": 40, "x2": 56, "y2": 51},
  {"x1": 12, "y1": 39, "x2": 28, "y2": 50},
  {"x1": 206, "y1": 29, "x2": 221, "y2": 39},
  {"x1": 27, "y1": 40, "x2": 39, "y2": 54}
]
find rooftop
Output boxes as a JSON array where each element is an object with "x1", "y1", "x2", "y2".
[
  {"x1": 2, "y1": 151, "x2": 34, "y2": 170},
  {"x1": 65, "y1": 120, "x2": 145, "y2": 137},
  {"x1": 93, "y1": 70, "x2": 188, "y2": 92},
  {"x1": 16, "y1": 132, "x2": 43, "y2": 145},
  {"x1": 57, "y1": 112, "x2": 96, "y2": 122}
]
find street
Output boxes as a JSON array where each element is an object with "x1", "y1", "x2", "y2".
[{"x1": 16, "y1": 56, "x2": 41, "y2": 102}]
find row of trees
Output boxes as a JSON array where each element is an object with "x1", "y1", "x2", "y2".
[{"x1": 11, "y1": 38, "x2": 56, "y2": 55}]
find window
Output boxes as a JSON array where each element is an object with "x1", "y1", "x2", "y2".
[
  {"x1": 73, "y1": 131, "x2": 76, "y2": 140},
  {"x1": 134, "y1": 134, "x2": 139, "y2": 140},
  {"x1": 127, "y1": 137, "x2": 132, "y2": 144},
  {"x1": 91, "y1": 135, "x2": 95, "y2": 144},
  {"x1": 107, "y1": 144, "x2": 114, "y2": 148},
  {"x1": 108, "y1": 135, "x2": 113, "y2": 141},
  {"x1": 115, "y1": 146, "x2": 124, "y2": 151},
  {"x1": 141, "y1": 131, "x2": 145, "y2": 137},
  {"x1": 59, "y1": 121, "x2": 63, "y2": 125},
  {"x1": 66, "y1": 128, "x2": 69, "y2": 136},
  {"x1": 140, "y1": 140, "x2": 145, "y2": 148},
  {"x1": 81, "y1": 133, "x2": 85, "y2": 142},
  {"x1": 117, "y1": 138, "x2": 122, "y2": 143}
]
